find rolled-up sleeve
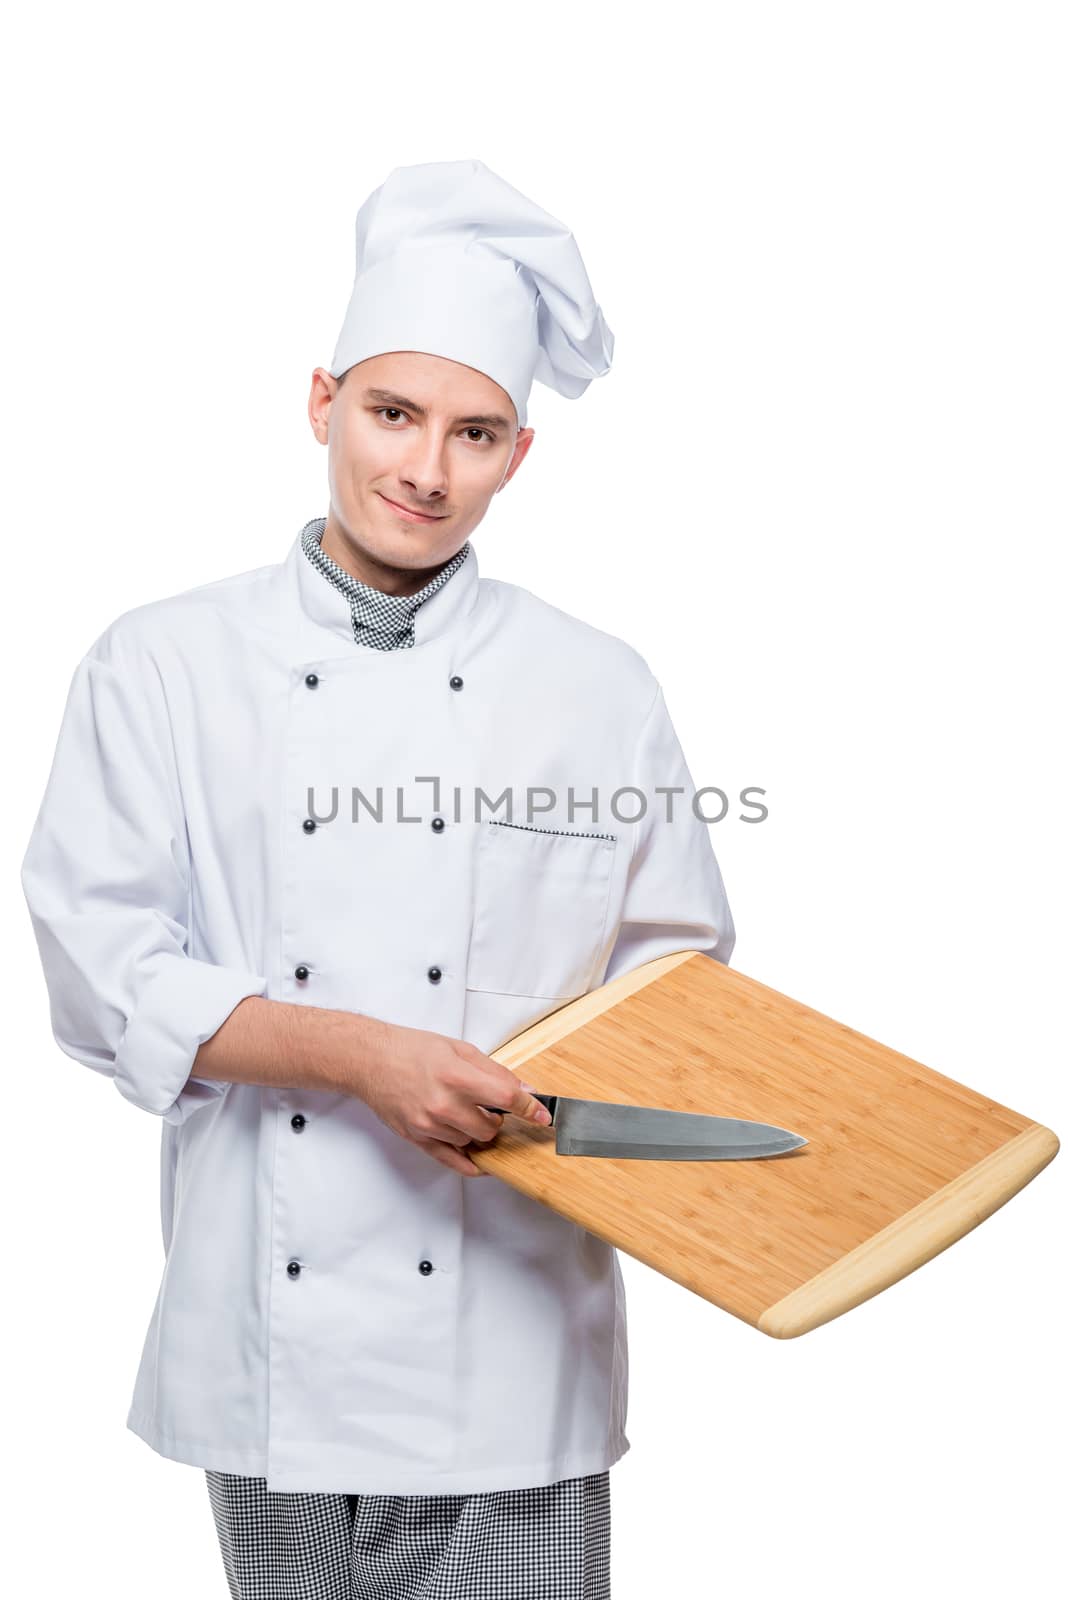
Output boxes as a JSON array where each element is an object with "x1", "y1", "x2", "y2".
[
  {"x1": 603, "y1": 680, "x2": 736, "y2": 985},
  {"x1": 20, "y1": 631, "x2": 268, "y2": 1125}
]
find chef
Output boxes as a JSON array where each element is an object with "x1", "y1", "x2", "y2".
[{"x1": 20, "y1": 158, "x2": 736, "y2": 1599}]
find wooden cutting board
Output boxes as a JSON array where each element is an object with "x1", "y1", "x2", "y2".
[{"x1": 473, "y1": 950, "x2": 1058, "y2": 1338}]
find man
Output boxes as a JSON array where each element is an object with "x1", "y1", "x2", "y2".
[{"x1": 21, "y1": 159, "x2": 735, "y2": 1599}]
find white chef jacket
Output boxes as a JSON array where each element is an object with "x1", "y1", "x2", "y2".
[{"x1": 20, "y1": 522, "x2": 736, "y2": 1494}]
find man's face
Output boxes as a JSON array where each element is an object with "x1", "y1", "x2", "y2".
[{"x1": 308, "y1": 350, "x2": 534, "y2": 583}]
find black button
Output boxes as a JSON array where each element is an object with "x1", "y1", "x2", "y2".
[
  {"x1": 294, "y1": 965, "x2": 310, "y2": 981},
  {"x1": 427, "y1": 966, "x2": 442, "y2": 983},
  {"x1": 431, "y1": 816, "x2": 445, "y2": 832},
  {"x1": 418, "y1": 1260, "x2": 434, "y2": 1276},
  {"x1": 304, "y1": 672, "x2": 319, "y2": 688},
  {"x1": 286, "y1": 1260, "x2": 302, "y2": 1278},
  {"x1": 291, "y1": 1113, "x2": 306, "y2": 1132},
  {"x1": 449, "y1": 675, "x2": 464, "y2": 690},
  {"x1": 302, "y1": 817, "x2": 317, "y2": 833}
]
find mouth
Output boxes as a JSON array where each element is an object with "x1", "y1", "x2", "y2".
[{"x1": 376, "y1": 491, "x2": 447, "y2": 525}]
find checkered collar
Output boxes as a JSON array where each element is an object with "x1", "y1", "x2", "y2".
[{"x1": 299, "y1": 516, "x2": 472, "y2": 651}]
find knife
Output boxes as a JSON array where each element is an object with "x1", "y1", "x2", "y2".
[{"x1": 480, "y1": 1091, "x2": 807, "y2": 1160}]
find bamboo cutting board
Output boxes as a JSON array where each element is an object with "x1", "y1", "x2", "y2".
[{"x1": 474, "y1": 950, "x2": 1058, "y2": 1337}]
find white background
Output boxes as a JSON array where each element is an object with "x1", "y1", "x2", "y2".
[{"x1": 3, "y1": 3, "x2": 1064, "y2": 1595}]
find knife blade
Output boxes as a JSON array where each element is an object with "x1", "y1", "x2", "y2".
[{"x1": 481, "y1": 1092, "x2": 807, "y2": 1159}]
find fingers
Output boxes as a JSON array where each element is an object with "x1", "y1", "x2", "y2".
[
  {"x1": 410, "y1": 1135, "x2": 486, "y2": 1177},
  {"x1": 447, "y1": 1107, "x2": 505, "y2": 1141},
  {"x1": 432, "y1": 1103, "x2": 504, "y2": 1145},
  {"x1": 446, "y1": 1043, "x2": 552, "y2": 1131},
  {"x1": 465, "y1": 1071, "x2": 552, "y2": 1130},
  {"x1": 516, "y1": 1079, "x2": 553, "y2": 1125}
]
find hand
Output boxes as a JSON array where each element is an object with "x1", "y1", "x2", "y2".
[{"x1": 355, "y1": 1021, "x2": 552, "y2": 1176}]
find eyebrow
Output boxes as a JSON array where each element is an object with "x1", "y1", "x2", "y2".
[{"x1": 362, "y1": 388, "x2": 513, "y2": 432}]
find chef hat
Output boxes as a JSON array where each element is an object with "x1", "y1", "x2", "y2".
[{"x1": 328, "y1": 159, "x2": 614, "y2": 429}]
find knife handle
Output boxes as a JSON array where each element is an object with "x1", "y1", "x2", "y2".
[{"x1": 483, "y1": 1092, "x2": 558, "y2": 1120}]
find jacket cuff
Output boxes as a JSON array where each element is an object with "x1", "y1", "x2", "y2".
[{"x1": 112, "y1": 955, "x2": 268, "y2": 1126}]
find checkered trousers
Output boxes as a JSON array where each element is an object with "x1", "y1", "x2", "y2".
[{"x1": 204, "y1": 1468, "x2": 611, "y2": 1598}]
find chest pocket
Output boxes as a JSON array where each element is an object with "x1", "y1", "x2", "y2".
[{"x1": 466, "y1": 820, "x2": 618, "y2": 1000}]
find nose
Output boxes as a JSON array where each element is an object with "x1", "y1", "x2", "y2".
[{"x1": 398, "y1": 428, "x2": 449, "y2": 504}]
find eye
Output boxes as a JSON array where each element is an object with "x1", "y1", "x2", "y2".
[{"x1": 373, "y1": 408, "x2": 495, "y2": 444}]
